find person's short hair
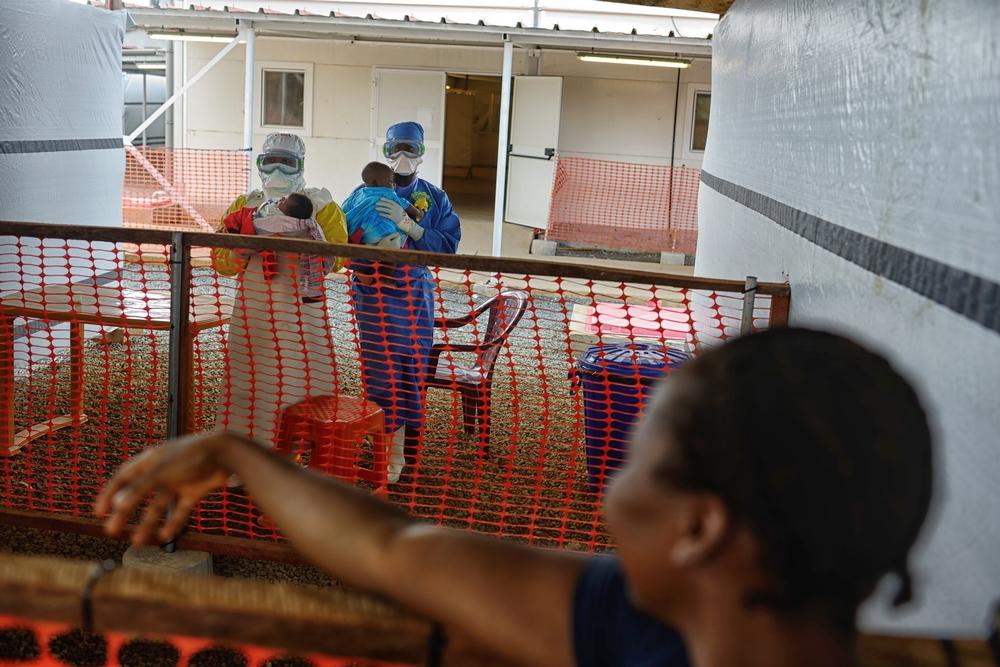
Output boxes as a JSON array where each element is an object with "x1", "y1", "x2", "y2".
[
  {"x1": 282, "y1": 192, "x2": 313, "y2": 219},
  {"x1": 362, "y1": 161, "x2": 394, "y2": 185},
  {"x1": 655, "y1": 328, "x2": 933, "y2": 628}
]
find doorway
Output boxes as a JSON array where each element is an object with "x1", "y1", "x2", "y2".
[{"x1": 443, "y1": 74, "x2": 501, "y2": 229}]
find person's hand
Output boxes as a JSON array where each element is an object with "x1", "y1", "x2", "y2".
[
  {"x1": 374, "y1": 198, "x2": 407, "y2": 225},
  {"x1": 94, "y1": 431, "x2": 236, "y2": 545}
]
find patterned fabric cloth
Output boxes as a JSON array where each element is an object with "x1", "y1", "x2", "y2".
[
  {"x1": 222, "y1": 205, "x2": 329, "y2": 302},
  {"x1": 342, "y1": 186, "x2": 412, "y2": 245}
]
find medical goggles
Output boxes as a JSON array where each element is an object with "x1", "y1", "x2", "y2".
[
  {"x1": 256, "y1": 153, "x2": 304, "y2": 175},
  {"x1": 382, "y1": 141, "x2": 425, "y2": 159}
]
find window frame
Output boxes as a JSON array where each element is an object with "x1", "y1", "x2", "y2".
[
  {"x1": 680, "y1": 83, "x2": 711, "y2": 160},
  {"x1": 254, "y1": 61, "x2": 313, "y2": 135}
]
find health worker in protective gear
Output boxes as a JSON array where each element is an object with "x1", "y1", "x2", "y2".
[
  {"x1": 213, "y1": 133, "x2": 348, "y2": 453},
  {"x1": 348, "y1": 121, "x2": 461, "y2": 483}
]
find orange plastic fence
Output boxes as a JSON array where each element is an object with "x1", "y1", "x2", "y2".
[
  {"x1": 546, "y1": 156, "x2": 701, "y2": 255},
  {"x1": 0, "y1": 225, "x2": 781, "y2": 553},
  {"x1": 0, "y1": 616, "x2": 407, "y2": 666},
  {"x1": 123, "y1": 147, "x2": 250, "y2": 233}
]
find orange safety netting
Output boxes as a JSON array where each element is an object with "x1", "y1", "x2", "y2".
[
  {"x1": 123, "y1": 147, "x2": 250, "y2": 233},
  {"x1": 545, "y1": 156, "x2": 701, "y2": 256},
  {"x1": 1, "y1": 230, "x2": 774, "y2": 551},
  {"x1": 0, "y1": 617, "x2": 406, "y2": 666}
]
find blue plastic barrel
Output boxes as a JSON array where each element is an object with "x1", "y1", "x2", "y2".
[{"x1": 574, "y1": 343, "x2": 690, "y2": 494}]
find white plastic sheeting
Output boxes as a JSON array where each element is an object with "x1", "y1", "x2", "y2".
[
  {"x1": 696, "y1": 0, "x2": 1000, "y2": 635},
  {"x1": 1, "y1": 1, "x2": 125, "y2": 368},
  {"x1": 0, "y1": 0, "x2": 125, "y2": 226}
]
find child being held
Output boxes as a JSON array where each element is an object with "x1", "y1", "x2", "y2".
[
  {"x1": 221, "y1": 192, "x2": 329, "y2": 303},
  {"x1": 342, "y1": 162, "x2": 423, "y2": 248}
]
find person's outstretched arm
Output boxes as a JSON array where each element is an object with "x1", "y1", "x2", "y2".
[{"x1": 95, "y1": 432, "x2": 585, "y2": 667}]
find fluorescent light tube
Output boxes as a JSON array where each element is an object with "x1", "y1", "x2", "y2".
[
  {"x1": 149, "y1": 32, "x2": 236, "y2": 43},
  {"x1": 577, "y1": 54, "x2": 690, "y2": 68},
  {"x1": 135, "y1": 62, "x2": 166, "y2": 70}
]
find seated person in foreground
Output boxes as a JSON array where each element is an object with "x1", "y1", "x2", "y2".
[
  {"x1": 222, "y1": 192, "x2": 327, "y2": 303},
  {"x1": 342, "y1": 161, "x2": 423, "y2": 249},
  {"x1": 96, "y1": 328, "x2": 934, "y2": 667}
]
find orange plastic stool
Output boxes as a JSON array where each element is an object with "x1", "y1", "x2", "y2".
[{"x1": 275, "y1": 395, "x2": 389, "y2": 493}]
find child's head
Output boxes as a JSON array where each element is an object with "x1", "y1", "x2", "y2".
[
  {"x1": 604, "y1": 328, "x2": 933, "y2": 631},
  {"x1": 362, "y1": 161, "x2": 395, "y2": 188},
  {"x1": 278, "y1": 192, "x2": 313, "y2": 219}
]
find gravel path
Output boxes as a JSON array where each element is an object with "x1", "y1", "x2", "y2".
[{"x1": 6, "y1": 265, "x2": 613, "y2": 554}]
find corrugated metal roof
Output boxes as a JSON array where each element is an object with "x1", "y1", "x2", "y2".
[
  {"x1": 113, "y1": 1, "x2": 713, "y2": 56},
  {"x1": 91, "y1": 1, "x2": 716, "y2": 41}
]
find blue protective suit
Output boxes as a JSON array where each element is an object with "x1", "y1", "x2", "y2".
[
  {"x1": 342, "y1": 186, "x2": 411, "y2": 245},
  {"x1": 349, "y1": 177, "x2": 461, "y2": 431}
]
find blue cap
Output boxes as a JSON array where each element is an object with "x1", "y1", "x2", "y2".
[
  {"x1": 385, "y1": 121, "x2": 425, "y2": 146},
  {"x1": 577, "y1": 343, "x2": 689, "y2": 383}
]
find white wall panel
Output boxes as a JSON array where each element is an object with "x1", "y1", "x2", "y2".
[{"x1": 697, "y1": 0, "x2": 1000, "y2": 635}]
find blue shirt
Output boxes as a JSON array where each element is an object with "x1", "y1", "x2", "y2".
[
  {"x1": 342, "y1": 186, "x2": 411, "y2": 244},
  {"x1": 573, "y1": 557, "x2": 690, "y2": 667}
]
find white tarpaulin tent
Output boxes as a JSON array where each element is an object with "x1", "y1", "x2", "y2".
[
  {"x1": 696, "y1": 0, "x2": 1000, "y2": 636},
  {"x1": 0, "y1": 0, "x2": 125, "y2": 227},
  {"x1": 0, "y1": 0, "x2": 126, "y2": 365}
]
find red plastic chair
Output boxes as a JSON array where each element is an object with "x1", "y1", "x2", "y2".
[
  {"x1": 274, "y1": 395, "x2": 389, "y2": 493},
  {"x1": 425, "y1": 291, "x2": 528, "y2": 453}
]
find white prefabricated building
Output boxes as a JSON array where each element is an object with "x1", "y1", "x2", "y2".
[{"x1": 126, "y1": 3, "x2": 714, "y2": 248}]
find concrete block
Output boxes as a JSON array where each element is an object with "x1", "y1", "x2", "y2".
[
  {"x1": 659, "y1": 251, "x2": 686, "y2": 266},
  {"x1": 123, "y1": 545, "x2": 213, "y2": 576},
  {"x1": 531, "y1": 239, "x2": 558, "y2": 256}
]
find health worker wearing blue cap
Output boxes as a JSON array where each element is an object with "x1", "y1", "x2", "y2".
[{"x1": 349, "y1": 121, "x2": 461, "y2": 483}]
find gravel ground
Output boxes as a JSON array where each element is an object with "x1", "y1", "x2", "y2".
[{"x1": 6, "y1": 264, "x2": 613, "y2": 552}]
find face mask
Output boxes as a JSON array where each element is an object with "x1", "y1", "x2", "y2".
[
  {"x1": 389, "y1": 155, "x2": 422, "y2": 177},
  {"x1": 261, "y1": 170, "x2": 304, "y2": 198}
]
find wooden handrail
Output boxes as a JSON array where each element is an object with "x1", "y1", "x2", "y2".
[
  {"x1": 0, "y1": 549, "x2": 994, "y2": 667},
  {"x1": 0, "y1": 552, "x2": 516, "y2": 665},
  {"x1": 0, "y1": 220, "x2": 791, "y2": 296}
]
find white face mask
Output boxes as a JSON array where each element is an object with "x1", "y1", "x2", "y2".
[
  {"x1": 388, "y1": 155, "x2": 422, "y2": 177},
  {"x1": 261, "y1": 170, "x2": 305, "y2": 198}
]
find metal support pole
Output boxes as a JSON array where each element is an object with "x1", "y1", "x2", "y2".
[
  {"x1": 240, "y1": 22, "x2": 256, "y2": 192},
  {"x1": 164, "y1": 232, "x2": 192, "y2": 553},
  {"x1": 165, "y1": 42, "x2": 174, "y2": 149},
  {"x1": 532, "y1": 0, "x2": 540, "y2": 28},
  {"x1": 166, "y1": 232, "x2": 192, "y2": 441},
  {"x1": 126, "y1": 33, "x2": 244, "y2": 145},
  {"x1": 492, "y1": 38, "x2": 514, "y2": 258},
  {"x1": 740, "y1": 275, "x2": 758, "y2": 336},
  {"x1": 141, "y1": 73, "x2": 148, "y2": 148}
]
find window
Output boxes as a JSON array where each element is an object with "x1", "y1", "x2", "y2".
[
  {"x1": 255, "y1": 62, "x2": 313, "y2": 135},
  {"x1": 690, "y1": 92, "x2": 710, "y2": 152},
  {"x1": 681, "y1": 84, "x2": 710, "y2": 160},
  {"x1": 263, "y1": 70, "x2": 305, "y2": 127}
]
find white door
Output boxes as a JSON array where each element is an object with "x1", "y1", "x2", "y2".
[
  {"x1": 505, "y1": 76, "x2": 562, "y2": 229},
  {"x1": 372, "y1": 69, "x2": 446, "y2": 186}
]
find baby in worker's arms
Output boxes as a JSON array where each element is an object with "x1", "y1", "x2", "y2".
[
  {"x1": 222, "y1": 192, "x2": 328, "y2": 303},
  {"x1": 342, "y1": 161, "x2": 423, "y2": 248}
]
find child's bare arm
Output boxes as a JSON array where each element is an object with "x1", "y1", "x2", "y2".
[{"x1": 404, "y1": 204, "x2": 423, "y2": 221}]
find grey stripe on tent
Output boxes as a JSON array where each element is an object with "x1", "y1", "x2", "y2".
[
  {"x1": 700, "y1": 170, "x2": 1000, "y2": 335},
  {"x1": 0, "y1": 138, "x2": 123, "y2": 154}
]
